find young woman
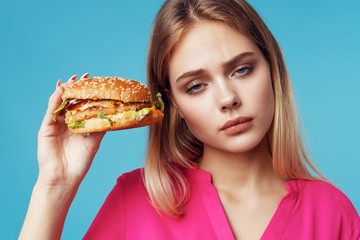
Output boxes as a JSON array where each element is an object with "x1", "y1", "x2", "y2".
[{"x1": 20, "y1": 0, "x2": 359, "y2": 239}]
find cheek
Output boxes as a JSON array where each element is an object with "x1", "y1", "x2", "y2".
[
  {"x1": 249, "y1": 67, "x2": 274, "y2": 113},
  {"x1": 174, "y1": 90, "x2": 212, "y2": 125},
  {"x1": 181, "y1": 105, "x2": 206, "y2": 128},
  {"x1": 178, "y1": 101, "x2": 213, "y2": 139},
  {"x1": 260, "y1": 80, "x2": 274, "y2": 110},
  {"x1": 243, "y1": 73, "x2": 274, "y2": 128},
  {"x1": 256, "y1": 77, "x2": 275, "y2": 122}
]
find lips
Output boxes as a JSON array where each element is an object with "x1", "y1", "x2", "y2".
[{"x1": 220, "y1": 116, "x2": 253, "y2": 131}]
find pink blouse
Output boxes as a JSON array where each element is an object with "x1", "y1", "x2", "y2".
[{"x1": 84, "y1": 168, "x2": 360, "y2": 239}]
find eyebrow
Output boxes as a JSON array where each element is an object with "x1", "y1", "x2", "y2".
[
  {"x1": 175, "y1": 51, "x2": 256, "y2": 83},
  {"x1": 223, "y1": 51, "x2": 256, "y2": 70}
]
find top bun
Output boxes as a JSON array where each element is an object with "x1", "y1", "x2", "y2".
[{"x1": 62, "y1": 77, "x2": 152, "y2": 103}]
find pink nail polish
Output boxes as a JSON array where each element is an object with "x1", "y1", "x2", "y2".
[
  {"x1": 81, "y1": 72, "x2": 89, "y2": 79},
  {"x1": 57, "y1": 80, "x2": 62, "y2": 87},
  {"x1": 68, "y1": 74, "x2": 77, "y2": 82}
]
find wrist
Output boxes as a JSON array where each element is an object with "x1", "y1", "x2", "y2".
[
  {"x1": 33, "y1": 179, "x2": 80, "y2": 205},
  {"x1": 37, "y1": 169, "x2": 83, "y2": 190}
]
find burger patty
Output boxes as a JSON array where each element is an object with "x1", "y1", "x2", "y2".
[{"x1": 65, "y1": 100, "x2": 152, "y2": 123}]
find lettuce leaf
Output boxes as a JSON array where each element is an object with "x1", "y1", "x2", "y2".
[
  {"x1": 154, "y1": 93, "x2": 165, "y2": 112},
  {"x1": 52, "y1": 100, "x2": 68, "y2": 122},
  {"x1": 97, "y1": 112, "x2": 113, "y2": 125},
  {"x1": 68, "y1": 121, "x2": 85, "y2": 129}
]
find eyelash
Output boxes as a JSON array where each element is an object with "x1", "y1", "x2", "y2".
[
  {"x1": 184, "y1": 65, "x2": 254, "y2": 95},
  {"x1": 231, "y1": 65, "x2": 253, "y2": 77},
  {"x1": 185, "y1": 81, "x2": 204, "y2": 95}
]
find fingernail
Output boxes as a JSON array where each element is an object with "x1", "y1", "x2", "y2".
[
  {"x1": 80, "y1": 72, "x2": 89, "y2": 79},
  {"x1": 56, "y1": 79, "x2": 62, "y2": 87},
  {"x1": 68, "y1": 74, "x2": 77, "y2": 82}
]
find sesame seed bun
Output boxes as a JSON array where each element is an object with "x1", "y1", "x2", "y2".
[
  {"x1": 59, "y1": 76, "x2": 164, "y2": 133},
  {"x1": 62, "y1": 76, "x2": 152, "y2": 103}
]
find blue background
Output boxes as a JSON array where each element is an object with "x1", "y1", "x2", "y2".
[{"x1": 1, "y1": 1, "x2": 359, "y2": 239}]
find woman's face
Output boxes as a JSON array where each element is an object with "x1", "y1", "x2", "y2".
[{"x1": 169, "y1": 20, "x2": 274, "y2": 154}]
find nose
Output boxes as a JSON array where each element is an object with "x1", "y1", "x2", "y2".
[{"x1": 216, "y1": 81, "x2": 241, "y2": 111}]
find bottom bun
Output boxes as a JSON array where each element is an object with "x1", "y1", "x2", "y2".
[{"x1": 68, "y1": 109, "x2": 164, "y2": 134}]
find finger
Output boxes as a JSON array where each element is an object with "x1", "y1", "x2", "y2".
[
  {"x1": 43, "y1": 81, "x2": 65, "y2": 125},
  {"x1": 48, "y1": 74, "x2": 77, "y2": 117},
  {"x1": 85, "y1": 131, "x2": 106, "y2": 143},
  {"x1": 83, "y1": 131, "x2": 107, "y2": 155},
  {"x1": 61, "y1": 74, "x2": 77, "y2": 88},
  {"x1": 67, "y1": 74, "x2": 77, "y2": 83}
]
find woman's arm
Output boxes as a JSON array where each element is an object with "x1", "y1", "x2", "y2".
[
  {"x1": 19, "y1": 74, "x2": 105, "y2": 240},
  {"x1": 19, "y1": 180, "x2": 79, "y2": 239}
]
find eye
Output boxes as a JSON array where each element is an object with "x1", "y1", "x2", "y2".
[
  {"x1": 185, "y1": 81, "x2": 205, "y2": 95},
  {"x1": 231, "y1": 65, "x2": 253, "y2": 78}
]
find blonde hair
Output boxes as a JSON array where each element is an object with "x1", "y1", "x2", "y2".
[{"x1": 145, "y1": 0, "x2": 322, "y2": 217}]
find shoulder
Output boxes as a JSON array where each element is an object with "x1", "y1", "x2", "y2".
[
  {"x1": 297, "y1": 180, "x2": 355, "y2": 210},
  {"x1": 84, "y1": 168, "x2": 147, "y2": 239},
  {"x1": 288, "y1": 179, "x2": 359, "y2": 236},
  {"x1": 289, "y1": 179, "x2": 356, "y2": 212},
  {"x1": 117, "y1": 168, "x2": 144, "y2": 184},
  {"x1": 115, "y1": 168, "x2": 146, "y2": 195}
]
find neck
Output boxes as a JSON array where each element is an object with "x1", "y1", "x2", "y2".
[{"x1": 198, "y1": 138, "x2": 284, "y2": 196}]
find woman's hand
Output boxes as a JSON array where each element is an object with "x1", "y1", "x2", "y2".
[
  {"x1": 37, "y1": 73, "x2": 105, "y2": 189},
  {"x1": 19, "y1": 74, "x2": 106, "y2": 240}
]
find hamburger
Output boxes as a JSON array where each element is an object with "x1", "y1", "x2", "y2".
[{"x1": 52, "y1": 76, "x2": 164, "y2": 134}]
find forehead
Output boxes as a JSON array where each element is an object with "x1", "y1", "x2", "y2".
[{"x1": 168, "y1": 20, "x2": 260, "y2": 80}]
